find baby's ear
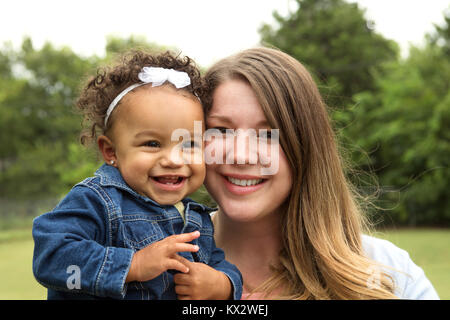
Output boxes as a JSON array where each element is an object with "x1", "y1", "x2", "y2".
[{"x1": 97, "y1": 135, "x2": 116, "y2": 165}]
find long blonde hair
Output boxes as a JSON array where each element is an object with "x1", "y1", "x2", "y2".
[{"x1": 204, "y1": 47, "x2": 397, "y2": 299}]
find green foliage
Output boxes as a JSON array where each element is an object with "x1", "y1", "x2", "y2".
[
  {"x1": 0, "y1": 36, "x2": 168, "y2": 204},
  {"x1": 259, "y1": 0, "x2": 398, "y2": 107},
  {"x1": 261, "y1": 1, "x2": 449, "y2": 226},
  {"x1": 105, "y1": 34, "x2": 176, "y2": 57},
  {"x1": 190, "y1": 185, "x2": 217, "y2": 209},
  {"x1": 341, "y1": 43, "x2": 449, "y2": 226},
  {"x1": 0, "y1": 37, "x2": 99, "y2": 200},
  {"x1": 429, "y1": 9, "x2": 450, "y2": 56}
]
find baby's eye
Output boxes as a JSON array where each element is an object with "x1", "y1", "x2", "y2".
[
  {"x1": 181, "y1": 140, "x2": 201, "y2": 150},
  {"x1": 143, "y1": 140, "x2": 161, "y2": 148}
]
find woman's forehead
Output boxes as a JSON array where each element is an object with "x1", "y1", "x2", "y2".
[{"x1": 208, "y1": 79, "x2": 269, "y2": 127}]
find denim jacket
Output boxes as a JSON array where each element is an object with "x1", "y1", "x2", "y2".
[{"x1": 32, "y1": 164, "x2": 242, "y2": 300}]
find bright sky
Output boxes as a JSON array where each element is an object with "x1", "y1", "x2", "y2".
[{"x1": 1, "y1": 0, "x2": 448, "y2": 67}]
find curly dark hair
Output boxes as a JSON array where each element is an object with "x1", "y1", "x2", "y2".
[{"x1": 76, "y1": 50, "x2": 206, "y2": 146}]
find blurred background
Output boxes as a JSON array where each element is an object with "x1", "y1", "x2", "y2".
[{"x1": 0, "y1": 0, "x2": 448, "y2": 299}]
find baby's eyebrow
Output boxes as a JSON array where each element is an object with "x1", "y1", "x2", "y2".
[
  {"x1": 134, "y1": 129, "x2": 161, "y2": 139},
  {"x1": 135, "y1": 129, "x2": 201, "y2": 142}
]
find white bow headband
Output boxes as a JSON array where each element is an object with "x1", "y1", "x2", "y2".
[{"x1": 104, "y1": 67, "x2": 191, "y2": 126}]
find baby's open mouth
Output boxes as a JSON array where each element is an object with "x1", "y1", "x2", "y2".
[{"x1": 152, "y1": 176, "x2": 185, "y2": 185}]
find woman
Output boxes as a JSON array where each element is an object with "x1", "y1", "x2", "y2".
[{"x1": 202, "y1": 47, "x2": 439, "y2": 299}]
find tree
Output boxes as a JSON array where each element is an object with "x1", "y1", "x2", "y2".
[
  {"x1": 0, "y1": 35, "x2": 211, "y2": 214},
  {"x1": 430, "y1": 9, "x2": 450, "y2": 56},
  {"x1": 104, "y1": 34, "x2": 175, "y2": 57},
  {"x1": 259, "y1": 0, "x2": 398, "y2": 107},
  {"x1": 341, "y1": 38, "x2": 450, "y2": 226},
  {"x1": 260, "y1": 2, "x2": 450, "y2": 226},
  {"x1": 0, "y1": 38, "x2": 99, "y2": 199}
]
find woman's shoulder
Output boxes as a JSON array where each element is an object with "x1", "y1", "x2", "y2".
[
  {"x1": 361, "y1": 234, "x2": 439, "y2": 299},
  {"x1": 361, "y1": 234, "x2": 410, "y2": 268}
]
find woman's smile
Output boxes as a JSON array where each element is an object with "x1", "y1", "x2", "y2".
[{"x1": 221, "y1": 173, "x2": 267, "y2": 195}]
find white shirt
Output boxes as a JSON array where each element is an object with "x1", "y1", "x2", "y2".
[
  {"x1": 362, "y1": 234, "x2": 439, "y2": 299},
  {"x1": 211, "y1": 212, "x2": 439, "y2": 299}
]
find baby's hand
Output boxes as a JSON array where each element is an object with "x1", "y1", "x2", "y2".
[
  {"x1": 174, "y1": 262, "x2": 232, "y2": 300},
  {"x1": 126, "y1": 231, "x2": 200, "y2": 283}
]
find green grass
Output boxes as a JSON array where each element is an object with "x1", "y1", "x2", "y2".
[
  {"x1": 372, "y1": 228, "x2": 450, "y2": 299},
  {"x1": 0, "y1": 228, "x2": 448, "y2": 299},
  {"x1": 0, "y1": 229, "x2": 46, "y2": 299}
]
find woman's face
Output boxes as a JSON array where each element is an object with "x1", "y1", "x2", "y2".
[{"x1": 204, "y1": 79, "x2": 293, "y2": 222}]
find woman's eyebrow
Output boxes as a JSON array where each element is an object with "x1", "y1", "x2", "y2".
[
  {"x1": 206, "y1": 115, "x2": 233, "y2": 124},
  {"x1": 207, "y1": 115, "x2": 270, "y2": 128}
]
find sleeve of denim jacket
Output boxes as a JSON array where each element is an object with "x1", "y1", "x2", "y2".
[
  {"x1": 207, "y1": 239, "x2": 243, "y2": 300},
  {"x1": 32, "y1": 185, "x2": 134, "y2": 299}
]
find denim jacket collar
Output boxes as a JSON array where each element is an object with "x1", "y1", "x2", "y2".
[{"x1": 94, "y1": 163, "x2": 215, "y2": 214}]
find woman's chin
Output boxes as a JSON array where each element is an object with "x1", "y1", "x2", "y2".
[{"x1": 219, "y1": 201, "x2": 269, "y2": 223}]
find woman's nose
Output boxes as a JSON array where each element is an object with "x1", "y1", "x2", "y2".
[{"x1": 227, "y1": 129, "x2": 259, "y2": 165}]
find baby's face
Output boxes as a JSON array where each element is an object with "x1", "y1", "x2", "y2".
[{"x1": 109, "y1": 85, "x2": 205, "y2": 205}]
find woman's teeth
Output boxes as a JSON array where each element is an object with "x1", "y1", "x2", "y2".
[{"x1": 227, "y1": 177, "x2": 263, "y2": 186}]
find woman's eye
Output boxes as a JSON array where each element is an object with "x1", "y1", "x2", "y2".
[
  {"x1": 259, "y1": 130, "x2": 279, "y2": 144},
  {"x1": 210, "y1": 127, "x2": 229, "y2": 134},
  {"x1": 259, "y1": 130, "x2": 272, "y2": 140},
  {"x1": 144, "y1": 140, "x2": 160, "y2": 148}
]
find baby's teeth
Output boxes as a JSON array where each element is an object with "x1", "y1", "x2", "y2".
[{"x1": 156, "y1": 176, "x2": 181, "y2": 184}]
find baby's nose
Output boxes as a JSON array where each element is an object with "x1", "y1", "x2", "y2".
[{"x1": 160, "y1": 147, "x2": 185, "y2": 168}]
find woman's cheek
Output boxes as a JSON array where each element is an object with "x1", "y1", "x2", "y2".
[{"x1": 258, "y1": 140, "x2": 281, "y2": 176}]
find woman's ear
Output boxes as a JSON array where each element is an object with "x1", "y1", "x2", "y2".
[{"x1": 98, "y1": 135, "x2": 117, "y2": 166}]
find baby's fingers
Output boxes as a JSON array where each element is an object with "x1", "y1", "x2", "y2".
[
  {"x1": 170, "y1": 231, "x2": 201, "y2": 244},
  {"x1": 175, "y1": 284, "x2": 190, "y2": 296},
  {"x1": 165, "y1": 256, "x2": 190, "y2": 274},
  {"x1": 173, "y1": 242, "x2": 199, "y2": 254},
  {"x1": 165, "y1": 231, "x2": 200, "y2": 254}
]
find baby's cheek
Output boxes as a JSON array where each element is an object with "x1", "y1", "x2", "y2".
[
  {"x1": 182, "y1": 146, "x2": 204, "y2": 166},
  {"x1": 189, "y1": 163, "x2": 206, "y2": 191}
]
